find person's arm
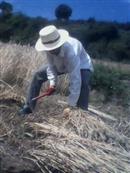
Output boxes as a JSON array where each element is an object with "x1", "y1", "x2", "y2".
[
  {"x1": 67, "y1": 53, "x2": 81, "y2": 107},
  {"x1": 46, "y1": 54, "x2": 58, "y2": 87}
]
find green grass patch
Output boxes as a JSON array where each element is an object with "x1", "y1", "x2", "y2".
[{"x1": 91, "y1": 64, "x2": 130, "y2": 106}]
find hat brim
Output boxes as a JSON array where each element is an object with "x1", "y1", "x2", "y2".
[{"x1": 35, "y1": 29, "x2": 69, "y2": 51}]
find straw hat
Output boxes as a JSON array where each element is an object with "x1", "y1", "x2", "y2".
[{"x1": 35, "y1": 25, "x2": 69, "y2": 51}]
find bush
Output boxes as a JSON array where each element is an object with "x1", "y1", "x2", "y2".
[
  {"x1": 85, "y1": 23, "x2": 119, "y2": 42},
  {"x1": 107, "y1": 41, "x2": 130, "y2": 62},
  {"x1": 9, "y1": 14, "x2": 48, "y2": 44},
  {"x1": 91, "y1": 64, "x2": 130, "y2": 105},
  {"x1": 87, "y1": 40, "x2": 108, "y2": 60},
  {"x1": 0, "y1": 1, "x2": 13, "y2": 17}
]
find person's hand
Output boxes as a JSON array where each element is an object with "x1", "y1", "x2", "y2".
[
  {"x1": 63, "y1": 107, "x2": 71, "y2": 117},
  {"x1": 45, "y1": 86, "x2": 56, "y2": 96},
  {"x1": 63, "y1": 106, "x2": 75, "y2": 118},
  {"x1": 31, "y1": 86, "x2": 56, "y2": 101}
]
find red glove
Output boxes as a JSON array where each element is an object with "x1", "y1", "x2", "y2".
[{"x1": 45, "y1": 86, "x2": 56, "y2": 96}]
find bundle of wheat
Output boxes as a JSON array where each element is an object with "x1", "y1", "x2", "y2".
[
  {"x1": 0, "y1": 90, "x2": 25, "y2": 107},
  {"x1": 0, "y1": 92, "x2": 130, "y2": 173},
  {"x1": 28, "y1": 120, "x2": 130, "y2": 173},
  {"x1": 114, "y1": 119, "x2": 130, "y2": 137},
  {"x1": 31, "y1": 108, "x2": 130, "y2": 150}
]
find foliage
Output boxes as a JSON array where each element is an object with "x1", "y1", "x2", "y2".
[
  {"x1": 0, "y1": 1, "x2": 13, "y2": 17},
  {"x1": 0, "y1": 1, "x2": 130, "y2": 61},
  {"x1": 91, "y1": 64, "x2": 130, "y2": 105},
  {"x1": 0, "y1": 11, "x2": 48, "y2": 44},
  {"x1": 55, "y1": 4, "x2": 72, "y2": 21},
  {"x1": 86, "y1": 23, "x2": 119, "y2": 42},
  {"x1": 118, "y1": 22, "x2": 130, "y2": 31}
]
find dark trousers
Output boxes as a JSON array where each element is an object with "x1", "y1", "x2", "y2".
[{"x1": 26, "y1": 66, "x2": 91, "y2": 110}]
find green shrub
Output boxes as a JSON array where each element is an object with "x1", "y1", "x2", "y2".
[
  {"x1": 91, "y1": 64, "x2": 130, "y2": 105},
  {"x1": 85, "y1": 23, "x2": 119, "y2": 42},
  {"x1": 107, "y1": 41, "x2": 130, "y2": 62},
  {"x1": 87, "y1": 40, "x2": 108, "y2": 60}
]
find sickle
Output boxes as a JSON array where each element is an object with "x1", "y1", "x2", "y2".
[{"x1": 32, "y1": 92, "x2": 48, "y2": 101}]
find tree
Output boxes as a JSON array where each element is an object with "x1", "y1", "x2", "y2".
[
  {"x1": 55, "y1": 4, "x2": 72, "y2": 21},
  {"x1": 0, "y1": 1, "x2": 13, "y2": 17}
]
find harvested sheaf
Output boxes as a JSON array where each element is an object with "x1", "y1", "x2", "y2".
[
  {"x1": 28, "y1": 140, "x2": 130, "y2": 173},
  {"x1": 28, "y1": 120, "x2": 130, "y2": 173},
  {"x1": 28, "y1": 109, "x2": 130, "y2": 150},
  {"x1": 0, "y1": 93, "x2": 130, "y2": 172},
  {"x1": 0, "y1": 89, "x2": 25, "y2": 106},
  {"x1": 0, "y1": 84, "x2": 130, "y2": 173}
]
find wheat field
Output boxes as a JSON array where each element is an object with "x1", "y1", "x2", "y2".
[{"x1": 0, "y1": 42, "x2": 130, "y2": 173}]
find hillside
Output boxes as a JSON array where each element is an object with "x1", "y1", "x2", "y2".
[{"x1": 0, "y1": 11, "x2": 130, "y2": 62}]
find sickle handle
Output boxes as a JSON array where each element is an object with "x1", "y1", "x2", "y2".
[{"x1": 32, "y1": 93, "x2": 48, "y2": 101}]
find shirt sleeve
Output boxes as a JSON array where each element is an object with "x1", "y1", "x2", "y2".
[
  {"x1": 46, "y1": 54, "x2": 57, "y2": 87},
  {"x1": 66, "y1": 53, "x2": 81, "y2": 107}
]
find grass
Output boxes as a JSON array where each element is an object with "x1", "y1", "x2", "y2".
[{"x1": 93, "y1": 59, "x2": 130, "y2": 80}]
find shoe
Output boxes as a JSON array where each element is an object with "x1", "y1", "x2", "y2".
[{"x1": 19, "y1": 105, "x2": 32, "y2": 116}]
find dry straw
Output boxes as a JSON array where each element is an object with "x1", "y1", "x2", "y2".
[
  {"x1": 0, "y1": 41, "x2": 47, "y2": 91},
  {"x1": 28, "y1": 114, "x2": 130, "y2": 173},
  {"x1": 0, "y1": 42, "x2": 130, "y2": 173}
]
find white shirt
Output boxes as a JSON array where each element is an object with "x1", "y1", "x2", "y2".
[{"x1": 46, "y1": 36, "x2": 93, "y2": 106}]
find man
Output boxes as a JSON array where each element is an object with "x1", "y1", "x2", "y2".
[{"x1": 20, "y1": 25, "x2": 93, "y2": 115}]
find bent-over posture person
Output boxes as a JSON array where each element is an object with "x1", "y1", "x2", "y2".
[{"x1": 20, "y1": 25, "x2": 94, "y2": 115}]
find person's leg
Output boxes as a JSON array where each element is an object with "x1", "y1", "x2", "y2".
[
  {"x1": 20, "y1": 66, "x2": 63, "y2": 115},
  {"x1": 19, "y1": 66, "x2": 48, "y2": 115},
  {"x1": 26, "y1": 66, "x2": 48, "y2": 110},
  {"x1": 77, "y1": 69, "x2": 92, "y2": 110}
]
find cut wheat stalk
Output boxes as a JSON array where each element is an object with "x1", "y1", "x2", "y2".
[
  {"x1": 27, "y1": 123, "x2": 130, "y2": 173},
  {"x1": 57, "y1": 100, "x2": 117, "y2": 121},
  {"x1": 88, "y1": 105, "x2": 117, "y2": 121},
  {"x1": 28, "y1": 115, "x2": 130, "y2": 150},
  {"x1": 0, "y1": 79, "x2": 14, "y2": 90}
]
